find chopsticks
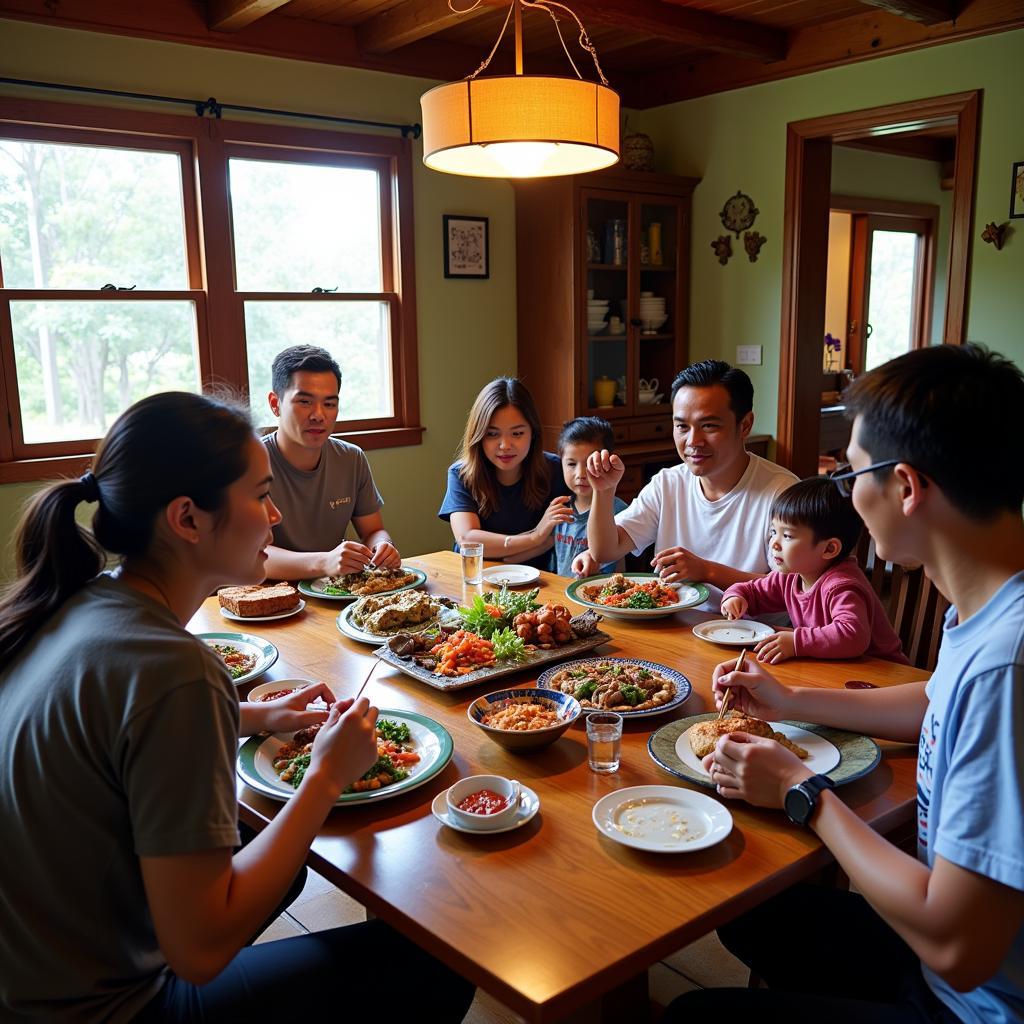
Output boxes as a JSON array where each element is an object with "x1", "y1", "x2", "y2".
[
  {"x1": 352, "y1": 659, "x2": 379, "y2": 702},
  {"x1": 718, "y1": 648, "x2": 747, "y2": 721}
]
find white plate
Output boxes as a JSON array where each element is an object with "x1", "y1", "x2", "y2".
[
  {"x1": 220, "y1": 600, "x2": 305, "y2": 623},
  {"x1": 675, "y1": 722, "x2": 841, "y2": 780},
  {"x1": 246, "y1": 678, "x2": 324, "y2": 704},
  {"x1": 482, "y1": 565, "x2": 541, "y2": 587},
  {"x1": 692, "y1": 619, "x2": 775, "y2": 646},
  {"x1": 195, "y1": 632, "x2": 278, "y2": 686},
  {"x1": 432, "y1": 785, "x2": 540, "y2": 834},
  {"x1": 336, "y1": 600, "x2": 458, "y2": 647},
  {"x1": 592, "y1": 786, "x2": 732, "y2": 853}
]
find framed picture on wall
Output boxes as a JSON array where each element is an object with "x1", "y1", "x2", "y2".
[
  {"x1": 443, "y1": 215, "x2": 489, "y2": 278},
  {"x1": 1010, "y1": 161, "x2": 1024, "y2": 219}
]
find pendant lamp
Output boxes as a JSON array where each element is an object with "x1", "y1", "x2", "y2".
[{"x1": 421, "y1": 0, "x2": 620, "y2": 179}]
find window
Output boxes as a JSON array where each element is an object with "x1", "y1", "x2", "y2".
[{"x1": 0, "y1": 99, "x2": 421, "y2": 482}]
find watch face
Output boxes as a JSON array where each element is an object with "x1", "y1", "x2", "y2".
[{"x1": 784, "y1": 785, "x2": 813, "y2": 826}]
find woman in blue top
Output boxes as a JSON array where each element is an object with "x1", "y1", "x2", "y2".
[{"x1": 439, "y1": 377, "x2": 573, "y2": 570}]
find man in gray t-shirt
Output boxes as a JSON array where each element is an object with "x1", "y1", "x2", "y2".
[{"x1": 262, "y1": 345, "x2": 401, "y2": 581}]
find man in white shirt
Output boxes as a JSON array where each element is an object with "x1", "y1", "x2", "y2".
[{"x1": 587, "y1": 359, "x2": 797, "y2": 612}]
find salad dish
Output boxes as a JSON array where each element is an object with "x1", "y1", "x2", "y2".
[
  {"x1": 566, "y1": 573, "x2": 710, "y2": 620},
  {"x1": 537, "y1": 658, "x2": 691, "y2": 718},
  {"x1": 196, "y1": 632, "x2": 278, "y2": 686},
  {"x1": 297, "y1": 566, "x2": 427, "y2": 601},
  {"x1": 237, "y1": 710, "x2": 453, "y2": 806}
]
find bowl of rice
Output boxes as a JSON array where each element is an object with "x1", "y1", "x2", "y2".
[{"x1": 467, "y1": 687, "x2": 581, "y2": 751}]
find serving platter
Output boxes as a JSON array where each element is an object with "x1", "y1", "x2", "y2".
[
  {"x1": 692, "y1": 619, "x2": 775, "y2": 646},
  {"x1": 566, "y1": 573, "x2": 709, "y2": 620},
  {"x1": 592, "y1": 786, "x2": 733, "y2": 853},
  {"x1": 648, "y1": 712, "x2": 881, "y2": 789},
  {"x1": 374, "y1": 629, "x2": 613, "y2": 692},
  {"x1": 195, "y1": 631, "x2": 278, "y2": 686},
  {"x1": 297, "y1": 567, "x2": 428, "y2": 602},
  {"x1": 535, "y1": 657, "x2": 692, "y2": 718},
  {"x1": 237, "y1": 709, "x2": 453, "y2": 806}
]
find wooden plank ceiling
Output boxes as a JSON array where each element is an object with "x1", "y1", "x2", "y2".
[{"x1": 1, "y1": 0, "x2": 1022, "y2": 106}]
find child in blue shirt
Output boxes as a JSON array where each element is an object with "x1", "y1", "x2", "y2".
[
  {"x1": 665, "y1": 343, "x2": 1024, "y2": 1024},
  {"x1": 549, "y1": 417, "x2": 626, "y2": 578}
]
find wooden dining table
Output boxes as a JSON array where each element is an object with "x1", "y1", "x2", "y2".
[{"x1": 188, "y1": 551, "x2": 926, "y2": 1023}]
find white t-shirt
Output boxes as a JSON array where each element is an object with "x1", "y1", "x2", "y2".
[{"x1": 615, "y1": 453, "x2": 799, "y2": 612}]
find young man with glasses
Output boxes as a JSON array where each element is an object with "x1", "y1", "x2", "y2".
[{"x1": 665, "y1": 343, "x2": 1024, "y2": 1023}]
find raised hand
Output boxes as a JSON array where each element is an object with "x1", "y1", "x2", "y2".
[
  {"x1": 711, "y1": 655, "x2": 794, "y2": 721},
  {"x1": 585, "y1": 450, "x2": 625, "y2": 493}
]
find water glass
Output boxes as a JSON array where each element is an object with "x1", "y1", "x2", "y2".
[
  {"x1": 461, "y1": 542, "x2": 484, "y2": 585},
  {"x1": 586, "y1": 712, "x2": 623, "y2": 773}
]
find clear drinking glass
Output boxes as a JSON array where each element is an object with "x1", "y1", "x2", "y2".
[
  {"x1": 461, "y1": 542, "x2": 484, "y2": 585},
  {"x1": 586, "y1": 712, "x2": 623, "y2": 773}
]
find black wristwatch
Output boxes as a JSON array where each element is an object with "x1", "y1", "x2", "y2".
[{"x1": 784, "y1": 774, "x2": 835, "y2": 826}]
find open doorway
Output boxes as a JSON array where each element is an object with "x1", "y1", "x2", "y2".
[{"x1": 776, "y1": 91, "x2": 979, "y2": 478}]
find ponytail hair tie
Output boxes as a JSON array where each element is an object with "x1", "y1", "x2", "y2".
[{"x1": 79, "y1": 472, "x2": 101, "y2": 504}]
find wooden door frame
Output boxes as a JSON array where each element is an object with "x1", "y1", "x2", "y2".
[{"x1": 777, "y1": 90, "x2": 980, "y2": 477}]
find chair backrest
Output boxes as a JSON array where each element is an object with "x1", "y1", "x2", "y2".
[{"x1": 855, "y1": 532, "x2": 948, "y2": 671}]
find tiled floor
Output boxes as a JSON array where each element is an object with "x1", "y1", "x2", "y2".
[{"x1": 256, "y1": 869, "x2": 749, "y2": 1021}]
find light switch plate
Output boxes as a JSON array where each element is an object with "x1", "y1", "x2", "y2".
[{"x1": 736, "y1": 345, "x2": 762, "y2": 365}]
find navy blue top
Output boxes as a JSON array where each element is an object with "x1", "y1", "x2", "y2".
[{"x1": 438, "y1": 452, "x2": 571, "y2": 570}]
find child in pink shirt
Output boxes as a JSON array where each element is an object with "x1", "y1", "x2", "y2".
[{"x1": 721, "y1": 477, "x2": 908, "y2": 664}]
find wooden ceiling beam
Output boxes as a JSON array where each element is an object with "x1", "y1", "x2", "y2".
[
  {"x1": 358, "y1": 0, "x2": 492, "y2": 55},
  {"x1": 854, "y1": 1, "x2": 959, "y2": 25},
  {"x1": 207, "y1": 0, "x2": 292, "y2": 33}
]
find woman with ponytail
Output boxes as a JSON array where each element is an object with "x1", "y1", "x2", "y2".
[{"x1": 0, "y1": 393, "x2": 473, "y2": 1022}]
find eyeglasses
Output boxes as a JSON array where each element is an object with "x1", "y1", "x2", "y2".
[{"x1": 829, "y1": 460, "x2": 900, "y2": 497}]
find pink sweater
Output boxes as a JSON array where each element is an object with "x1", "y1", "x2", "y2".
[{"x1": 723, "y1": 558, "x2": 909, "y2": 663}]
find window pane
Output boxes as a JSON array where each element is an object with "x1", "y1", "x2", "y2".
[
  {"x1": 865, "y1": 230, "x2": 918, "y2": 372},
  {"x1": 229, "y1": 159, "x2": 382, "y2": 292},
  {"x1": 245, "y1": 301, "x2": 393, "y2": 424},
  {"x1": 0, "y1": 140, "x2": 188, "y2": 289},
  {"x1": 11, "y1": 300, "x2": 200, "y2": 443}
]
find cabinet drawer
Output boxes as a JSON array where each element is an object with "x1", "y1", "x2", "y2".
[
  {"x1": 629, "y1": 420, "x2": 672, "y2": 442},
  {"x1": 618, "y1": 465, "x2": 643, "y2": 497},
  {"x1": 611, "y1": 424, "x2": 630, "y2": 445}
]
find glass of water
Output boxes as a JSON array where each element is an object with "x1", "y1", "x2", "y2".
[
  {"x1": 461, "y1": 542, "x2": 484, "y2": 585},
  {"x1": 586, "y1": 712, "x2": 623, "y2": 773}
]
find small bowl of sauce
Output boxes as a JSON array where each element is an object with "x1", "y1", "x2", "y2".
[{"x1": 446, "y1": 775, "x2": 522, "y2": 830}]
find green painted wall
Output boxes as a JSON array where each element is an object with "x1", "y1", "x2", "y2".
[
  {"x1": 633, "y1": 29, "x2": 1024, "y2": 437},
  {"x1": 0, "y1": 19, "x2": 518, "y2": 578}
]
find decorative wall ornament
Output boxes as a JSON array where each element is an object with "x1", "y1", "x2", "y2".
[
  {"x1": 719, "y1": 191, "x2": 759, "y2": 237},
  {"x1": 621, "y1": 125, "x2": 655, "y2": 171},
  {"x1": 981, "y1": 221, "x2": 1007, "y2": 251},
  {"x1": 711, "y1": 235, "x2": 733, "y2": 266},
  {"x1": 1010, "y1": 161, "x2": 1024, "y2": 219},
  {"x1": 443, "y1": 215, "x2": 489, "y2": 278},
  {"x1": 743, "y1": 231, "x2": 766, "y2": 262}
]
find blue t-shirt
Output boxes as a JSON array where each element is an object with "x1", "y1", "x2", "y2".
[
  {"x1": 550, "y1": 498, "x2": 626, "y2": 577},
  {"x1": 438, "y1": 452, "x2": 571, "y2": 570},
  {"x1": 917, "y1": 571, "x2": 1024, "y2": 1023}
]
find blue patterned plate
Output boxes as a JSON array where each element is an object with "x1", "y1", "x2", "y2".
[{"x1": 536, "y1": 657, "x2": 691, "y2": 718}]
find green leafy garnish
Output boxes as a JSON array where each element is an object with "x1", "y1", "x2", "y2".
[
  {"x1": 321, "y1": 585, "x2": 349, "y2": 596},
  {"x1": 626, "y1": 591, "x2": 658, "y2": 609},
  {"x1": 637, "y1": 669, "x2": 652, "y2": 680},
  {"x1": 574, "y1": 680, "x2": 598, "y2": 701},
  {"x1": 492, "y1": 627, "x2": 527, "y2": 661},
  {"x1": 376, "y1": 718, "x2": 411, "y2": 743},
  {"x1": 618, "y1": 684, "x2": 645, "y2": 706},
  {"x1": 459, "y1": 595, "x2": 504, "y2": 638},
  {"x1": 484, "y1": 585, "x2": 540, "y2": 618},
  {"x1": 286, "y1": 754, "x2": 311, "y2": 788}
]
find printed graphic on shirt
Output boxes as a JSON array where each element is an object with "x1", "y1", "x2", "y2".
[
  {"x1": 917, "y1": 708, "x2": 940, "y2": 857},
  {"x1": 329, "y1": 496, "x2": 352, "y2": 510},
  {"x1": 553, "y1": 527, "x2": 589, "y2": 553}
]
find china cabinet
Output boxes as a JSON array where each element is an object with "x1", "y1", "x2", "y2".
[{"x1": 514, "y1": 169, "x2": 699, "y2": 499}]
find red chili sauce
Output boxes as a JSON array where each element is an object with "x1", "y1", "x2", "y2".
[
  {"x1": 255, "y1": 688, "x2": 297, "y2": 702},
  {"x1": 457, "y1": 789, "x2": 508, "y2": 815}
]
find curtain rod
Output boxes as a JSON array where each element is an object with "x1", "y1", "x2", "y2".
[{"x1": 0, "y1": 77, "x2": 422, "y2": 139}]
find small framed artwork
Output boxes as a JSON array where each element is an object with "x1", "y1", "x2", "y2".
[
  {"x1": 1010, "y1": 161, "x2": 1024, "y2": 219},
  {"x1": 443, "y1": 215, "x2": 489, "y2": 278}
]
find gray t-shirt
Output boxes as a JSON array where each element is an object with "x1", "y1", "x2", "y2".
[
  {"x1": 263, "y1": 432, "x2": 384, "y2": 553},
  {"x1": 0, "y1": 575, "x2": 240, "y2": 1022}
]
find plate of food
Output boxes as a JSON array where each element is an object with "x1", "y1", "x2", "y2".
[
  {"x1": 692, "y1": 619, "x2": 775, "y2": 646},
  {"x1": 246, "y1": 678, "x2": 325, "y2": 704},
  {"x1": 218, "y1": 584, "x2": 304, "y2": 622},
  {"x1": 297, "y1": 566, "x2": 427, "y2": 601},
  {"x1": 592, "y1": 786, "x2": 733, "y2": 853},
  {"x1": 375, "y1": 588, "x2": 612, "y2": 691},
  {"x1": 481, "y1": 565, "x2": 541, "y2": 587},
  {"x1": 336, "y1": 592, "x2": 461, "y2": 646},
  {"x1": 648, "y1": 712, "x2": 881, "y2": 789},
  {"x1": 196, "y1": 632, "x2": 278, "y2": 686},
  {"x1": 537, "y1": 658, "x2": 691, "y2": 718},
  {"x1": 237, "y1": 710, "x2": 453, "y2": 806},
  {"x1": 566, "y1": 573, "x2": 710, "y2": 620}
]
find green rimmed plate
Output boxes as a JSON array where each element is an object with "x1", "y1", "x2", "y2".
[
  {"x1": 237, "y1": 709, "x2": 453, "y2": 806},
  {"x1": 297, "y1": 567, "x2": 428, "y2": 602},
  {"x1": 195, "y1": 631, "x2": 278, "y2": 686},
  {"x1": 566, "y1": 573, "x2": 710, "y2": 620},
  {"x1": 648, "y1": 712, "x2": 882, "y2": 789}
]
